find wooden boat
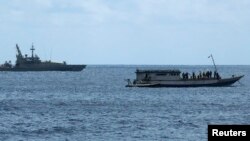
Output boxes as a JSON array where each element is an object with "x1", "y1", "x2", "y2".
[
  {"x1": 126, "y1": 55, "x2": 244, "y2": 87},
  {"x1": 125, "y1": 70, "x2": 244, "y2": 87}
]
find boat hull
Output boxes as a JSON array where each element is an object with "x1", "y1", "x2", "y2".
[
  {"x1": 0, "y1": 65, "x2": 86, "y2": 72},
  {"x1": 126, "y1": 75, "x2": 244, "y2": 87}
]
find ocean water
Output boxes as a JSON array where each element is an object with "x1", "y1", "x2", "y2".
[{"x1": 0, "y1": 65, "x2": 249, "y2": 141}]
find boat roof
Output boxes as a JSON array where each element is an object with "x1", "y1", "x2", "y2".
[{"x1": 136, "y1": 69, "x2": 181, "y2": 74}]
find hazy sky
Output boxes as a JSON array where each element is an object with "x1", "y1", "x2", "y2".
[{"x1": 0, "y1": 0, "x2": 249, "y2": 65}]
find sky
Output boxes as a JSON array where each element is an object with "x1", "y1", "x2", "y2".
[{"x1": 0, "y1": 0, "x2": 250, "y2": 65}]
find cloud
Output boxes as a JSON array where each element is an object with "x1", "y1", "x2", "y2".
[
  {"x1": 1, "y1": 0, "x2": 250, "y2": 64},
  {"x1": 0, "y1": 0, "x2": 115, "y2": 27},
  {"x1": 2, "y1": 0, "x2": 250, "y2": 27},
  {"x1": 74, "y1": 0, "x2": 113, "y2": 22},
  {"x1": 134, "y1": 0, "x2": 250, "y2": 25}
]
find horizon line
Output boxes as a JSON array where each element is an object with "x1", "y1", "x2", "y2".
[{"x1": 84, "y1": 64, "x2": 250, "y2": 66}]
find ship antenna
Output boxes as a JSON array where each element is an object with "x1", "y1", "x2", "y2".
[
  {"x1": 208, "y1": 54, "x2": 217, "y2": 72},
  {"x1": 31, "y1": 43, "x2": 35, "y2": 59}
]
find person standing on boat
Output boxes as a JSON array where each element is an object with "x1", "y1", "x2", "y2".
[
  {"x1": 209, "y1": 71, "x2": 212, "y2": 78},
  {"x1": 192, "y1": 72, "x2": 196, "y2": 79},
  {"x1": 213, "y1": 71, "x2": 221, "y2": 79},
  {"x1": 217, "y1": 72, "x2": 221, "y2": 80}
]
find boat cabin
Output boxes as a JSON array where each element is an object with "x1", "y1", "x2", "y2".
[{"x1": 135, "y1": 69, "x2": 181, "y2": 81}]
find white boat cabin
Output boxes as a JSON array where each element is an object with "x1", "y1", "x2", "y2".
[{"x1": 135, "y1": 69, "x2": 181, "y2": 81}]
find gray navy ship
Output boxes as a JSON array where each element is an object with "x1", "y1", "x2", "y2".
[{"x1": 0, "y1": 44, "x2": 86, "y2": 71}]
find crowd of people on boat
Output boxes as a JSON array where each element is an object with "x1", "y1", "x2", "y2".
[{"x1": 182, "y1": 70, "x2": 221, "y2": 80}]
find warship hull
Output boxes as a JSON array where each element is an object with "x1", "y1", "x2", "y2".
[
  {"x1": 0, "y1": 65, "x2": 86, "y2": 72},
  {"x1": 0, "y1": 44, "x2": 86, "y2": 72},
  {"x1": 126, "y1": 75, "x2": 244, "y2": 87}
]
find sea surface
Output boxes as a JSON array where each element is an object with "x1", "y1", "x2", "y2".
[{"x1": 0, "y1": 65, "x2": 249, "y2": 141}]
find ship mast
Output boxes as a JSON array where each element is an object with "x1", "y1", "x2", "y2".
[
  {"x1": 31, "y1": 43, "x2": 35, "y2": 59},
  {"x1": 208, "y1": 54, "x2": 217, "y2": 72}
]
